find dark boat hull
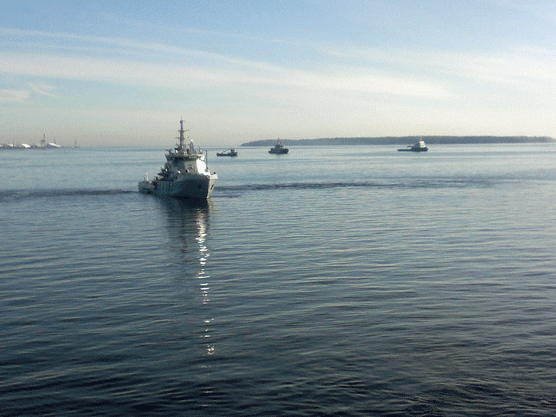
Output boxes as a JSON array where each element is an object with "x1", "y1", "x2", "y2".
[{"x1": 138, "y1": 175, "x2": 217, "y2": 199}]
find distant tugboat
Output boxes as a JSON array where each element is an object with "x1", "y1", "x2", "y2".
[
  {"x1": 398, "y1": 139, "x2": 428, "y2": 152},
  {"x1": 216, "y1": 148, "x2": 238, "y2": 157},
  {"x1": 269, "y1": 141, "x2": 289, "y2": 154},
  {"x1": 138, "y1": 119, "x2": 218, "y2": 199}
]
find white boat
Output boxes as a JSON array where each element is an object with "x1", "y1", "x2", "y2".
[
  {"x1": 398, "y1": 139, "x2": 428, "y2": 152},
  {"x1": 269, "y1": 141, "x2": 288, "y2": 154},
  {"x1": 40, "y1": 134, "x2": 62, "y2": 148},
  {"x1": 138, "y1": 119, "x2": 218, "y2": 199}
]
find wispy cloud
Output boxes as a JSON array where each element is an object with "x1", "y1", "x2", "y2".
[
  {"x1": 317, "y1": 42, "x2": 556, "y2": 84},
  {"x1": 1, "y1": 26, "x2": 553, "y2": 108},
  {"x1": 0, "y1": 27, "x2": 275, "y2": 68},
  {"x1": 28, "y1": 82, "x2": 59, "y2": 98},
  {"x1": 0, "y1": 51, "x2": 451, "y2": 100},
  {"x1": 0, "y1": 89, "x2": 30, "y2": 102}
]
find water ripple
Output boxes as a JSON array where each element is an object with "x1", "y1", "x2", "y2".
[
  {"x1": 0, "y1": 189, "x2": 135, "y2": 202},
  {"x1": 215, "y1": 177, "x2": 494, "y2": 194}
]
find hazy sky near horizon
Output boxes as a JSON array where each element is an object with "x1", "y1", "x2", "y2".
[{"x1": 2, "y1": 0, "x2": 556, "y2": 147}]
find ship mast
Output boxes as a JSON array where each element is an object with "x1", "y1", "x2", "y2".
[{"x1": 178, "y1": 119, "x2": 188, "y2": 151}]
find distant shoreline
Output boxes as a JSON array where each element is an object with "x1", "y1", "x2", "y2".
[{"x1": 242, "y1": 136, "x2": 556, "y2": 147}]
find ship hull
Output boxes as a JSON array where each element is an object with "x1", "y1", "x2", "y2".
[{"x1": 139, "y1": 174, "x2": 217, "y2": 199}]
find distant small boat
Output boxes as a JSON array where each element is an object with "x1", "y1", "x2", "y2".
[
  {"x1": 398, "y1": 140, "x2": 428, "y2": 152},
  {"x1": 46, "y1": 142, "x2": 62, "y2": 148},
  {"x1": 269, "y1": 141, "x2": 288, "y2": 154},
  {"x1": 217, "y1": 148, "x2": 238, "y2": 157}
]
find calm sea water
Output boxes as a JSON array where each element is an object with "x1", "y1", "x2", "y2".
[{"x1": 1, "y1": 144, "x2": 556, "y2": 416}]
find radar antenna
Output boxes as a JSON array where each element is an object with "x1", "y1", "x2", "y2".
[{"x1": 178, "y1": 119, "x2": 189, "y2": 151}]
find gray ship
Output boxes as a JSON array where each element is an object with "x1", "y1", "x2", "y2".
[{"x1": 138, "y1": 119, "x2": 218, "y2": 199}]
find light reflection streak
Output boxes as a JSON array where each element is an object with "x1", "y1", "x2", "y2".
[
  {"x1": 194, "y1": 203, "x2": 214, "y2": 355},
  {"x1": 160, "y1": 198, "x2": 215, "y2": 356}
]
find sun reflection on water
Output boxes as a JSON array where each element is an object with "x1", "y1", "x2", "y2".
[
  {"x1": 160, "y1": 197, "x2": 215, "y2": 357},
  {"x1": 195, "y1": 213, "x2": 215, "y2": 355}
]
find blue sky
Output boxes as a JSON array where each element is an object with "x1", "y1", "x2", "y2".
[{"x1": 1, "y1": 0, "x2": 556, "y2": 147}]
